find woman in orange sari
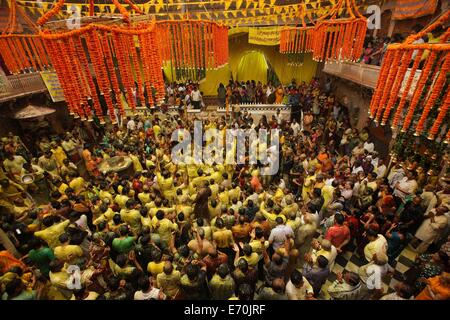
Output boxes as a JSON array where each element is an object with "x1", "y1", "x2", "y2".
[
  {"x1": 275, "y1": 85, "x2": 284, "y2": 104},
  {"x1": 415, "y1": 272, "x2": 450, "y2": 300}
]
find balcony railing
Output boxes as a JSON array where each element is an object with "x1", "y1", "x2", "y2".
[
  {"x1": 323, "y1": 61, "x2": 381, "y2": 89},
  {"x1": 0, "y1": 73, "x2": 48, "y2": 103},
  {"x1": 323, "y1": 61, "x2": 421, "y2": 99}
]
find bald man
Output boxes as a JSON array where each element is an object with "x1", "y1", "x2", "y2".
[{"x1": 255, "y1": 278, "x2": 288, "y2": 300}]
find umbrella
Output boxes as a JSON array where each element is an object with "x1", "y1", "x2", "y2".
[{"x1": 10, "y1": 104, "x2": 56, "y2": 119}]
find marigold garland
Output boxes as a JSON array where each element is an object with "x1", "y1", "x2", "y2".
[
  {"x1": 428, "y1": 89, "x2": 450, "y2": 140},
  {"x1": 370, "y1": 10, "x2": 450, "y2": 141},
  {"x1": 414, "y1": 54, "x2": 450, "y2": 136},
  {"x1": 381, "y1": 49, "x2": 412, "y2": 125},
  {"x1": 156, "y1": 20, "x2": 228, "y2": 80},
  {"x1": 391, "y1": 50, "x2": 423, "y2": 128},
  {"x1": 374, "y1": 50, "x2": 403, "y2": 123},
  {"x1": 369, "y1": 50, "x2": 394, "y2": 118},
  {"x1": 401, "y1": 51, "x2": 438, "y2": 132}
]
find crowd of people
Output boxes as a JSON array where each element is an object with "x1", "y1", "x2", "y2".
[
  {"x1": 359, "y1": 24, "x2": 445, "y2": 67},
  {"x1": 0, "y1": 78, "x2": 449, "y2": 301}
]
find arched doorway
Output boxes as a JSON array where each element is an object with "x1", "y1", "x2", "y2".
[{"x1": 236, "y1": 51, "x2": 268, "y2": 84}]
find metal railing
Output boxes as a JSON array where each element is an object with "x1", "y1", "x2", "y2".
[{"x1": 0, "y1": 72, "x2": 48, "y2": 103}]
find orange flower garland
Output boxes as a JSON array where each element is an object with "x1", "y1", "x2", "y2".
[
  {"x1": 127, "y1": 34, "x2": 145, "y2": 106},
  {"x1": 112, "y1": 32, "x2": 136, "y2": 112},
  {"x1": 414, "y1": 54, "x2": 450, "y2": 136},
  {"x1": 73, "y1": 36, "x2": 104, "y2": 122},
  {"x1": 381, "y1": 49, "x2": 412, "y2": 125},
  {"x1": 369, "y1": 50, "x2": 394, "y2": 118},
  {"x1": 370, "y1": 11, "x2": 450, "y2": 140},
  {"x1": 428, "y1": 89, "x2": 450, "y2": 140},
  {"x1": 391, "y1": 50, "x2": 423, "y2": 128},
  {"x1": 1, "y1": 0, "x2": 51, "y2": 74},
  {"x1": 99, "y1": 31, "x2": 124, "y2": 116},
  {"x1": 374, "y1": 50, "x2": 403, "y2": 123},
  {"x1": 401, "y1": 51, "x2": 437, "y2": 132},
  {"x1": 311, "y1": 0, "x2": 366, "y2": 63},
  {"x1": 37, "y1": 0, "x2": 65, "y2": 26},
  {"x1": 155, "y1": 20, "x2": 228, "y2": 79}
]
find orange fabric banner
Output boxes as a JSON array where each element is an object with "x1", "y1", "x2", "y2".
[{"x1": 392, "y1": 0, "x2": 438, "y2": 20}]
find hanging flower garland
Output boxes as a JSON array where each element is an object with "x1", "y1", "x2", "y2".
[
  {"x1": 37, "y1": 1, "x2": 164, "y2": 123},
  {"x1": 369, "y1": 10, "x2": 450, "y2": 140},
  {"x1": 0, "y1": 0, "x2": 50, "y2": 74},
  {"x1": 279, "y1": 3, "x2": 315, "y2": 55},
  {"x1": 155, "y1": 19, "x2": 229, "y2": 81},
  {"x1": 312, "y1": 0, "x2": 366, "y2": 63}
]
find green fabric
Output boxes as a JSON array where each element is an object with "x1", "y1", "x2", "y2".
[
  {"x1": 112, "y1": 236, "x2": 135, "y2": 254},
  {"x1": 28, "y1": 247, "x2": 55, "y2": 276}
]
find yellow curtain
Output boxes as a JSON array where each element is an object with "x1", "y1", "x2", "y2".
[
  {"x1": 163, "y1": 34, "x2": 317, "y2": 95},
  {"x1": 236, "y1": 51, "x2": 268, "y2": 83}
]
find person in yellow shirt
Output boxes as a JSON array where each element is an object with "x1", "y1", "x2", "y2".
[
  {"x1": 147, "y1": 250, "x2": 165, "y2": 278},
  {"x1": 153, "y1": 210, "x2": 178, "y2": 250},
  {"x1": 129, "y1": 152, "x2": 143, "y2": 172},
  {"x1": 120, "y1": 199, "x2": 142, "y2": 235},
  {"x1": 114, "y1": 187, "x2": 130, "y2": 209},
  {"x1": 68, "y1": 174, "x2": 86, "y2": 195},
  {"x1": 233, "y1": 243, "x2": 259, "y2": 268},
  {"x1": 218, "y1": 186, "x2": 230, "y2": 206},
  {"x1": 34, "y1": 219, "x2": 70, "y2": 249},
  {"x1": 53, "y1": 233, "x2": 84, "y2": 264},
  {"x1": 260, "y1": 201, "x2": 287, "y2": 227},
  {"x1": 50, "y1": 142, "x2": 68, "y2": 168},
  {"x1": 138, "y1": 185, "x2": 152, "y2": 205}
]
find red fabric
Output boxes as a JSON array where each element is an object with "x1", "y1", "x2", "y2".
[{"x1": 325, "y1": 225, "x2": 350, "y2": 248}]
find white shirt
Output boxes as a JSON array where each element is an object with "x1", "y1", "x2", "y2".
[
  {"x1": 363, "y1": 141, "x2": 375, "y2": 153},
  {"x1": 415, "y1": 214, "x2": 448, "y2": 243},
  {"x1": 269, "y1": 225, "x2": 294, "y2": 250},
  {"x1": 191, "y1": 90, "x2": 201, "y2": 102},
  {"x1": 134, "y1": 288, "x2": 165, "y2": 300},
  {"x1": 393, "y1": 177, "x2": 418, "y2": 201},
  {"x1": 291, "y1": 122, "x2": 301, "y2": 136},
  {"x1": 352, "y1": 166, "x2": 364, "y2": 174},
  {"x1": 376, "y1": 164, "x2": 387, "y2": 178},
  {"x1": 286, "y1": 278, "x2": 314, "y2": 300},
  {"x1": 127, "y1": 119, "x2": 136, "y2": 131}
]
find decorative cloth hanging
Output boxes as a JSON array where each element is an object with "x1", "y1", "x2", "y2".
[{"x1": 368, "y1": 10, "x2": 450, "y2": 143}]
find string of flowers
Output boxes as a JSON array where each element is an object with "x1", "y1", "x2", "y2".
[
  {"x1": 414, "y1": 54, "x2": 450, "y2": 136},
  {"x1": 375, "y1": 50, "x2": 404, "y2": 123},
  {"x1": 85, "y1": 29, "x2": 117, "y2": 123},
  {"x1": 127, "y1": 33, "x2": 145, "y2": 106},
  {"x1": 60, "y1": 37, "x2": 85, "y2": 119},
  {"x1": 428, "y1": 88, "x2": 450, "y2": 140},
  {"x1": 391, "y1": 50, "x2": 423, "y2": 128},
  {"x1": 381, "y1": 49, "x2": 412, "y2": 125},
  {"x1": 99, "y1": 30, "x2": 124, "y2": 116},
  {"x1": 401, "y1": 51, "x2": 438, "y2": 132},
  {"x1": 369, "y1": 50, "x2": 394, "y2": 118},
  {"x1": 66, "y1": 36, "x2": 90, "y2": 120},
  {"x1": 73, "y1": 36, "x2": 104, "y2": 122},
  {"x1": 112, "y1": 32, "x2": 136, "y2": 113}
]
